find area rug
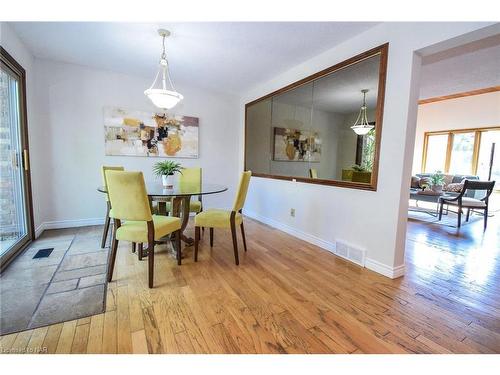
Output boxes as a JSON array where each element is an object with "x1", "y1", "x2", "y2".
[
  {"x1": 408, "y1": 209, "x2": 483, "y2": 227},
  {"x1": 0, "y1": 231, "x2": 109, "y2": 335}
]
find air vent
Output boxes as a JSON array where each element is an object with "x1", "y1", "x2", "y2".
[
  {"x1": 33, "y1": 248, "x2": 54, "y2": 259},
  {"x1": 334, "y1": 240, "x2": 366, "y2": 267}
]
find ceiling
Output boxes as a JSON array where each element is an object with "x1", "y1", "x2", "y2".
[
  {"x1": 419, "y1": 34, "x2": 500, "y2": 99},
  {"x1": 9, "y1": 22, "x2": 379, "y2": 95},
  {"x1": 273, "y1": 54, "x2": 380, "y2": 114}
]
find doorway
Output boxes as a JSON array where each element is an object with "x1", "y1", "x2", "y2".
[{"x1": 0, "y1": 47, "x2": 34, "y2": 270}]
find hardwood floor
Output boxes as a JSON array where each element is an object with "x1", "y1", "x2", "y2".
[{"x1": 1, "y1": 214, "x2": 499, "y2": 354}]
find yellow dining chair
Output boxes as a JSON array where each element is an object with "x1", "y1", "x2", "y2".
[
  {"x1": 309, "y1": 168, "x2": 318, "y2": 179},
  {"x1": 100, "y1": 165, "x2": 124, "y2": 248},
  {"x1": 163, "y1": 167, "x2": 203, "y2": 214},
  {"x1": 105, "y1": 171, "x2": 182, "y2": 288},
  {"x1": 194, "y1": 171, "x2": 251, "y2": 265}
]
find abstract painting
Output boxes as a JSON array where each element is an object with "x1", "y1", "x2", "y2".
[
  {"x1": 104, "y1": 107, "x2": 199, "y2": 158},
  {"x1": 273, "y1": 127, "x2": 321, "y2": 162}
]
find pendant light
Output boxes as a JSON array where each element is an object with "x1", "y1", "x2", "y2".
[
  {"x1": 144, "y1": 29, "x2": 183, "y2": 110},
  {"x1": 351, "y1": 89, "x2": 374, "y2": 136}
]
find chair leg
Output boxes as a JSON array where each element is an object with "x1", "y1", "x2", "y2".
[
  {"x1": 209, "y1": 228, "x2": 214, "y2": 247},
  {"x1": 484, "y1": 208, "x2": 488, "y2": 230},
  {"x1": 176, "y1": 230, "x2": 182, "y2": 266},
  {"x1": 132, "y1": 242, "x2": 136, "y2": 253},
  {"x1": 147, "y1": 243, "x2": 154, "y2": 288},
  {"x1": 101, "y1": 205, "x2": 111, "y2": 248},
  {"x1": 138, "y1": 243, "x2": 143, "y2": 261},
  {"x1": 194, "y1": 226, "x2": 200, "y2": 262},
  {"x1": 457, "y1": 208, "x2": 462, "y2": 228},
  {"x1": 466, "y1": 208, "x2": 471, "y2": 222},
  {"x1": 240, "y1": 222, "x2": 247, "y2": 252},
  {"x1": 230, "y1": 221, "x2": 239, "y2": 265},
  {"x1": 107, "y1": 232, "x2": 119, "y2": 282}
]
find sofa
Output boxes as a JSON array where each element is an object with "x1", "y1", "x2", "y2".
[{"x1": 411, "y1": 173, "x2": 479, "y2": 198}]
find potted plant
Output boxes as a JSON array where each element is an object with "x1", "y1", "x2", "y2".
[
  {"x1": 153, "y1": 160, "x2": 182, "y2": 188},
  {"x1": 351, "y1": 164, "x2": 372, "y2": 184},
  {"x1": 430, "y1": 171, "x2": 445, "y2": 193}
]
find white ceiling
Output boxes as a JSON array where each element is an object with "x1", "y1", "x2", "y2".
[
  {"x1": 420, "y1": 34, "x2": 500, "y2": 99},
  {"x1": 9, "y1": 22, "x2": 379, "y2": 95}
]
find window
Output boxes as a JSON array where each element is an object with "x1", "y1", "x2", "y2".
[
  {"x1": 448, "y1": 132, "x2": 475, "y2": 174},
  {"x1": 423, "y1": 134, "x2": 448, "y2": 173},
  {"x1": 422, "y1": 128, "x2": 500, "y2": 179}
]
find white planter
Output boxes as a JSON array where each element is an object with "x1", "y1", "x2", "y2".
[
  {"x1": 431, "y1": 184, "x2": 443, "y2": 194},
  {"x1": 162, "y1": 174, "x2": 175, "y2": 188}
]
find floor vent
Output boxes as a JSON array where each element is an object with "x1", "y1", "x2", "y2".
[
  {"x1": 334, "y1": 240, "x2": 366, "y2": 267},
  {"x1": 33, "y1": 248, "x2": 54, "y2": 259}
]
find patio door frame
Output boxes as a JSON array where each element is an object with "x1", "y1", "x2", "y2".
[{"x1": 1, "y1": 47, "x2": 34, "y2": 271}]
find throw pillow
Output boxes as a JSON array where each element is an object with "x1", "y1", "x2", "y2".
[
  {"x1": 445, "y1": 182, "x2": 464, "y2": 193},
  {"x1": 410, "y1": 176, "x2": 420, "y2": 188},
  {"x1": 443, "y1": 174, "x2": 454, "y2": 188}
]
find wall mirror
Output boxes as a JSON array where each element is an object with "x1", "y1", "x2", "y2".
[{"x1": 245, "y1": 44, "x2": 388, "y2": 190}]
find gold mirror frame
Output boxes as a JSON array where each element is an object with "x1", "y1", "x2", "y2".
[{"x1": 244, "y1": 43, "x2": 388, "y2": 191}]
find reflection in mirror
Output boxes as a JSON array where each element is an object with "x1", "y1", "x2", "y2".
[
  {"x1": 270, "y1": 82, "x2": 314, "y2": 178},
  {"x1": 245, "y1": 45, "x2": 386, "y2": 190}
]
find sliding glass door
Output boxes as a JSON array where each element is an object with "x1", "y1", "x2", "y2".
[
  {"x1": 477, "y1": 129, "x2": 500, "y2": 190},
  {"x1": 0, "y1": 48, "x2": 33, "y2": 269}
]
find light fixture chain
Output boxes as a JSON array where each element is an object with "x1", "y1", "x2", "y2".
[{"x1": 161, "y1": 34, "x2": 167, "y2": 60}]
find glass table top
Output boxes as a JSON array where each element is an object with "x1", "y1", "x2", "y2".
[{"x1": 98, "y1": 182, "x2": 228, "y2": 197}]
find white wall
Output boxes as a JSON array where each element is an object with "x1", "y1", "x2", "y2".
[
  {"x1": 412, "y1": 91, "x2": 500, "y2": 174},
  {"x1": 33, "y1": 59, "x2": 240, "y2": 230},
  {"x1": 239, "y1": 22, "x2": 497, "y2": 278},
  {"x1": 1, "y1": 22, "x2": 46, "y2": 230}
]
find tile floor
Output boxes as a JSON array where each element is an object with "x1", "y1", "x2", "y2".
[{"x1": 0, "y1": 226, "x2": 109, "y2": 335}]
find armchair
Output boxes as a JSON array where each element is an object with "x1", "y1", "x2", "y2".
[{"x1": 439, "y1": 180, "x2": 495, "y2": 229}]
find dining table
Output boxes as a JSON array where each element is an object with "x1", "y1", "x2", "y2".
[{"x1": 97, "y1": 182, "x2": 228, "y2": 247}]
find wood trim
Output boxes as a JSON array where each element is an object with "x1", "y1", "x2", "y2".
[
  {"x1": 444, "y1": 133, "x2": 453, "y2": 173},
  {"x1": 0, "y1": 47, "x2": 35, "y2": 271},
  {"x1": 244, "y1": 43, "x2": 389, "y2": 192},
  {"x1": 424, "y1": 126, "x2": 500, "y2": 135},
  {"x1": 472, "y1": 130, "x2": 481, "y2": 175},
  {"x1": 418, "y1": 86, "x2": 500, "y2": 105},
  {"x1": 251, "y1": 173, "x2": 377, "y2": 191},
  {"x1": 421, "y1": 133, "x2": 429, "y2": 172}
]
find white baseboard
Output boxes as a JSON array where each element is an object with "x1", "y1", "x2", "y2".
[
  {"x1": 35, "y1": 218, "x2": 104, "y2": 238},
  {"x1": 35, "y1": 223, "x2": 45, "y2": 238},
  {"x1": 244, "y1": 209, "x2": 405, "y2": 279},
  {"x1": 365, "y1": 258, "x2": 405, "y2": 279},
  {"x1": 244, "y1": 210, "x2": 336, "y2": 253},
  {"x1": 33, "y1": 210, "x2": 221, "y2": 239}
]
